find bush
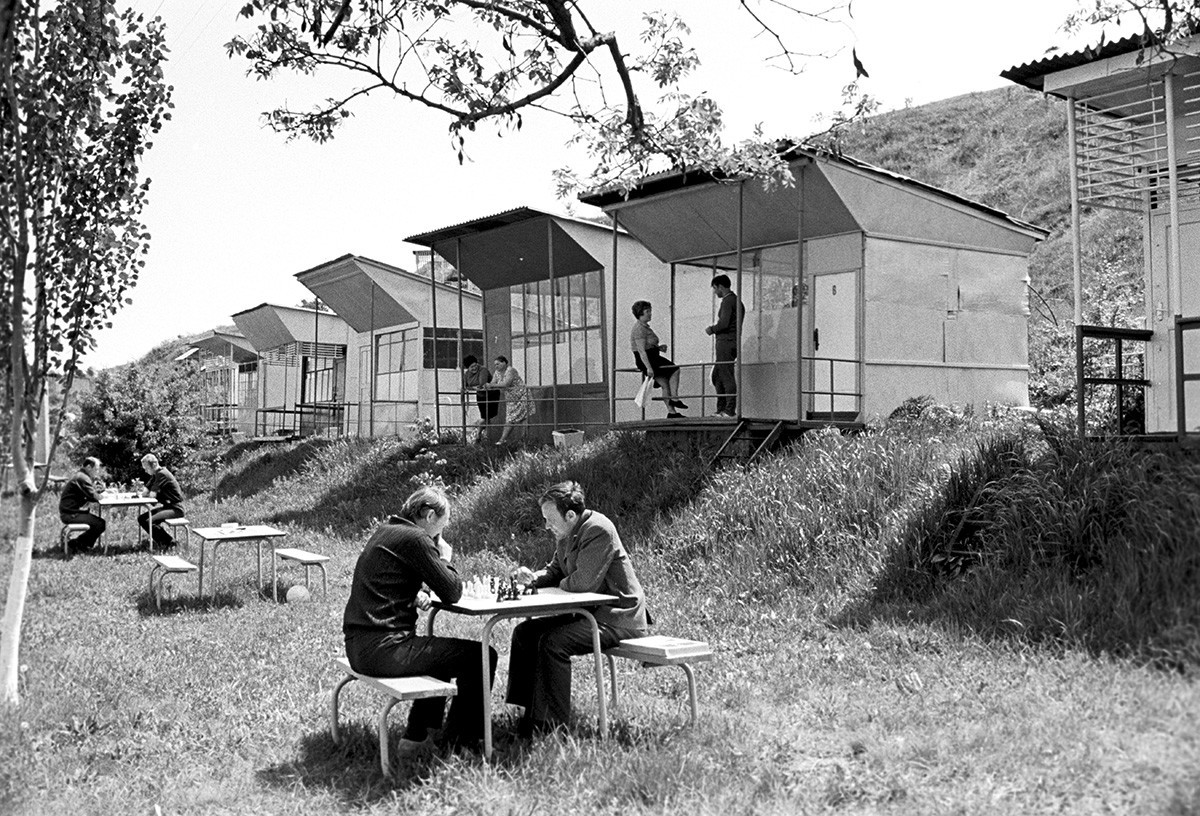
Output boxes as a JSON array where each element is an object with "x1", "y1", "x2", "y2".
[{"x1": 74, "y1": 366, "x2": 207, "y2": 484}]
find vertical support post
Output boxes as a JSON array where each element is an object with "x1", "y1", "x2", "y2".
[
  {"x1": 597, "y1": 227, "x2": 610, "y2": 431},
  {"x1": 369, "y1": 284, "x2": 376, "y2": 437},
  {"x1": 456, "y1": 242, "x2": 466, "y2": 444},
  {"x1": 610, "y1": 213, "x2": 619, "y2": 425},
  {"x1": 735, "y1": 181, "x2": 744, "y2": 419},
  {"x1": 430, "y1": 247, "x2": 441, "y2": 436},
  {"x1": 1165, "y1": 72, "x2": 1185, "y2": 435},
  {"x1": 548, "y1": 219, "x2": 559, "y2": 433},
  {"x1": 796, "y1": 162, "x2": 805, "y2": 422},
  {"x1": 1066, "y1": 97, "x2": 1085, "y2": 438}
]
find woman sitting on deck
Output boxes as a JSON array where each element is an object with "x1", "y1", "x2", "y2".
[{"x1": 630, "y1": 300, "x2": 687, "y2": 419}]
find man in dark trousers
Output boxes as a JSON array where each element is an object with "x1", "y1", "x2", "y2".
[
  {"x1": 58, "y1": 457, "x2": 106, "y2": 551},
  {"x1": 704, "y1": 274, "x2": 746, "y2": 417},
  {"x1": 137, "y1": 453, "x2": 185, "y2": 549},
  {"x1": 506, "y1": 481, "x2": 649, "y2": 737}
]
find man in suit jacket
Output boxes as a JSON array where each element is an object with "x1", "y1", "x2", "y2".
[
  {"x1": 506, "y1": 480, "x2": 649, "y2": 737},
  {"x1": 705, "y1": 273, "x2": 746, "y2": 417},
  {"x1": 58, "y1": 457, "x2": 106, "y2": 551}
]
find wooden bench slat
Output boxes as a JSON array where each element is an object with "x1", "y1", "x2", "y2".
[
  {"x1": 162, "y1": 518, "x2": 190, "y2": 527},
  {"x1": 330, "y1": 658, "x2": 456, "y2": 700},
  {"x1": 606, "y1": 635, "x2": 713, "y2": 664},
  {"x1": 151, "y1": 554, "x2": 198, "y2": 572},
  {"x1": 64, "y1": 523, "x2": 92, "y2": 532},
  {"x1": 276, "y1": 548, "x2": 330, "y2": 564}
]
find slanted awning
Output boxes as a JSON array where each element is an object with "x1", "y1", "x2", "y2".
[
  {"x1": 231, "y1": 303, "x2": 351, "y2": 353},
  {"x1": 580, "y1": 145, "x2": 1046, "y2": 262},
  {"x1": 406, "y1": 207, "x2": 609, "y2": 288},
  {"x1": 295, "y1": 254, "x2": 481, "y2": 333},
  {"x1": 187, "y1": 329, "x2": 257, "y2": 362},
  {"x1": 173, "y1": 347, "x2": 199, "y2": 362}
]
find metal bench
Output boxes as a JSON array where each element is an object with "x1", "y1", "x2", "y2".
[
  {"x1": 160, "y1": 517, "x2": 191, "y2": 552},
  {"x1": 60, "y1": 523, "x2": 92, "y2": 559},
  {"x1": 148, "y1": 554, "x2": 199, "y2": 609},
  {"x1": 272, "y1": 547, "x2": 330, "y2": 601},
  {"x1": 604, "y1": 635, "x2": 714, "y2": 726},
  {"x1": 328, "y1": 657, "x2": 457, "y2": 776}
]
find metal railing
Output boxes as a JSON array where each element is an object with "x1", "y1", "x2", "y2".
[
  {"x1": 436, "y1": 384, "x2": 611, "y2": 445},
  {"x1": 617, "y1": 357, "x2": 862, "y2": 421},
  {"x1": 1174, "y1": 314, "x2": 1200, "y2": 440},
  {"x1": 254, "y1": 403, "x2": 351, "y2": 439},
  {"x1": 1076, "y1": 324, "x2": 1152, "y2": 437}
]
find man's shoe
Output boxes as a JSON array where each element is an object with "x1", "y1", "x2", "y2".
[
  {"x1": 667, "y1": 411, "x2": 684, "y2": 419},
  {"x1": 669, "y1": 399, "x2": 689, "y2": 409}
]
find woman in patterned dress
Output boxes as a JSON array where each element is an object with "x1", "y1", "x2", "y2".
[{"x1": 493, "y1": 355, "x2": 534, "y2": 445}]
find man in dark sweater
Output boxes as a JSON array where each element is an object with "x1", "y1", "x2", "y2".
[
  {"x1": 58, "y1": 457, "x2": 106, "y2": 551},
  {"x1": 704, "y1": 274, "x2": 746, "y2": 417},
  {"x1": 344, "y1": 486, "x2": 496, "y2": 754},
  {"x1": 506, "y1": 481, "x2": 649, "y2": 737},
  {"x1": 137, "y1": 453, "x2": 185, "y2": 549}
]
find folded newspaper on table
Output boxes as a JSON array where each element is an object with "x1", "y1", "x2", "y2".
[{"x1": 614, "y1": 635, "x2": 711, "y2": 659}]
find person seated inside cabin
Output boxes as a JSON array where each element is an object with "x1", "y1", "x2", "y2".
[
  {"x1": 58, "y1": 456, "x2": 106, "y2": 551},
  {"x1": 137, "y1": 453, "x2": 185, "y2": 549}
]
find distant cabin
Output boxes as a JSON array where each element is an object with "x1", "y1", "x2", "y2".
[
  {"x1": 231, "y1": 303, "x2": 355, "y2": 439},
  {"x1": 405, "y1": 207, "x2": 674, "y2": 441},
  {"x1": 294, "y1": 253, "x2": 483, "y2": 438},
  {"x1": 181, "y1": 329, "x2": 258, "y2": 436}
]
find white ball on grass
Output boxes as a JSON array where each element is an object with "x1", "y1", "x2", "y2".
[{"x1": 285, "y1": 585, "x2": 311, "y2": 603}]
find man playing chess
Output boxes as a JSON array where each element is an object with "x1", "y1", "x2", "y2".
[{"x1": 505, "y1": 480, "x2": 649, "y2": 738}]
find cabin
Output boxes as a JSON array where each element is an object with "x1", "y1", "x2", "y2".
[
  {"x1": 180, "y1": 328, "x2": 259, "y2": 436},
  {"x1": 404, "y1": 207, "x2": 676, "y2": 442},
  {"x1": 230, "y1": 303, "x2": 354, "y2": 438},
  {"x1": 579, "y1": 144, "x2": 1048, "y2": 425},
  {"x1": 1003, "y1": 35, "x2": 1200, "y2": 438},
  {"x1": 293, "y1": 253, "x2": 484, "y2": 438}
]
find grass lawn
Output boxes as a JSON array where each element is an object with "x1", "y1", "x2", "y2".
[{"x1": 1, "y1": 424, "x2": 1198, "y2": 814}]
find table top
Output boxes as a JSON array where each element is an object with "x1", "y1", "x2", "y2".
[
  {"x1": 432, "y1": 586, "x2": 619, "y2": 617},
  {"x1": 190, "y1": 524, "x2": 287, "y2": 541},
  {"x1": 98, "y1": 493, "x2": 156, "y2": 507}
]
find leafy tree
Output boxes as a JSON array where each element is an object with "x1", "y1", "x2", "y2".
[
  {"x1": 74, "y1": 366, "x2": 205, "y2": 486},
  {"x1": 0, "y1": 0, "x2": 172, "y2": 707},
  {"x1": 226, "y1": 0, "x2": 865, "y2": 195},
  {"x1": 1064, "y1": 0, "x2": 1200, "y2": 45}
]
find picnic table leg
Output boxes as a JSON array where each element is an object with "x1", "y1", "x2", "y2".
[
  {"x1": 480, "y1": 616, "x2": 501, "y2": 760},
  {"x1": 197, "y1": 537, "x2": 206, "y2": 598},
  {"x1": 575, "y1": 609, "x2": 608, "y2": 741}
]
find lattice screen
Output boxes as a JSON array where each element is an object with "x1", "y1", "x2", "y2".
[{"x1": 1072, "y1": 65, "x2": 1200, "y2": 212}]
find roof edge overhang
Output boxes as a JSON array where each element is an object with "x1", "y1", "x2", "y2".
[
  {"x1": 294, "y1": 253, "x2": 481, "y2": 300},
  {"x1": 581, "y1": 143, "x2": 1049, "y2": 240},
  {"x1": 405, "y1": 205, "x2": 619, "y2": 246},
  {"x1": 1001, "y1": 33, "x2": 1200, "y2": 94}
]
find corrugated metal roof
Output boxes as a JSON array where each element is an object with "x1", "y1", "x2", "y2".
[
  {"x1": 580, "y1": 142, "x2": 1049, "y2": 238},
  {"x1": 1000, "y1": 34, "x2": 1155, "y2": 90}
]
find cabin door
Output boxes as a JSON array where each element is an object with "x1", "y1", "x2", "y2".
[{"x1": 810, "y1": 269, "x2": 859, "y2": 417}]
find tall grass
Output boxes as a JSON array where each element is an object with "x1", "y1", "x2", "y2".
[{"x1": 870, "y1": 420, "x2": 1200, "y2": 669}]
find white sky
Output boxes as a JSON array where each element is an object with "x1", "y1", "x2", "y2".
[{"x1": 88, "y1": 0, "x2": 1107, "y2": 368}]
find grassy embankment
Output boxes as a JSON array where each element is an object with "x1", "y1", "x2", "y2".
[{"x1": 1, "y1": 409, "x2": 1198, "y2": 815}]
